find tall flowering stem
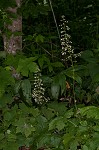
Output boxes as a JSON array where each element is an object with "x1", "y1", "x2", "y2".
[
  {"x1": 60, "y1": 15, "x2": 82, "y2": 107},
  {"x1": 32, "y1": 72, "x2": 48, "y2": 104},
  {"x1": 60, "y1": 15, "x2": 81, "y2": 62}
]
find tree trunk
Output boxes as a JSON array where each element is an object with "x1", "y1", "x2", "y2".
[{"x1": 3, "y1": 0, "x2": 22, "y2": 54}]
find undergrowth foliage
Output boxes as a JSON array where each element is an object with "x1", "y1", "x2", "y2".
[{"x1": 0, "y1": 0, "x2": 99, "y2": 149}]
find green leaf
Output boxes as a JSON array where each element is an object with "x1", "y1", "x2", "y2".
[
  {"x1": 37, "y1": 134, "x2": 61, "y2": 149},
  {"x1": 81, "y1": 50, "x2": 94, "y2": 62},
  {"x1": 70, "y1": 140, "x2": 78, "y2": 150},
  {"x1": 25, "y1": 35, "x2": 33, "y2": 41},
  {"x1": 93, "y1": 125, "x2": 99, "y2": 131},
  {"x1": 82, "y1": 145, "x2": 89, "y2": 150},
  {"x1": 48, "y1": 101, "x2": 67, "y2": 116},
  {"x1": 7, "y1": 133, "x2": 16, "y2": 142},
  {"x1": 24, "y1": 124, "x2": 35, "y2": 138},
  {"x1": 4, "y1": 112, "x2": 12, "y2": 121},
  {"x1": 64, "y1": 109, "x2": 74, "y2": 119},
  {"x1": 5, "y1": 54, "x2": 24, "y2": 68},
  {"x1": 21, "y1": 79, "x2": 31, "y2": 101},
  {"x1": 28, "y1": 62, "x2": 39, "y2": 73},
  {"x1": 58, "y1": 74, "x2": 66, "y2": 95},
  {"x1": 48, "y1": 64, "x2": 53, "y2": 72},
  {"x1": 51, "y1": 83, "x2": 60, "y2": 100},
  {"x1": 41, "y1": 106, "x2": 56, "y2": 120},
  {"x1": 87, "y1": 63, "x2": 99, "y2": 79},
  {"x1": 17, "y1": 58, "x2": 39, "y2": 76},
  {"x1": 51, "y1": 62, "x2": 64, "y2": 68},
  {"x1": 3, "y1": 142, "x2": 19, "y2": 150},
  {"x1": 17, "y1": 59, "x2": 29, "y2": 76},
  {"x1": 49, "y1": 117, "x2": 65, "y2": 131},
  {"x1": 0, "y1": 68, "x2": 15, "y2": 97},
  {"x1": 92, "y1": 73, "x2": 99, "y2": 83},
  {"x1": 63, "y1": 133, "x2": 73, "y2": 148},
  {"x1": 16, "y1": 117, "x2": 35, "y2": 137},
  {"x1": 38, "y1": 57, "x2": 44, "y2": 69},
  {"x1": 65, "y1": 69, "x2": 82, "y2": 84},
  {"x1": 51, "y1": 73, "x2": 66, "y2": 99},
  {"x1": 35, "y1": 34, "x2": 44, "y2": 43},
  {"x1": 29, "y1": 108, "x2": 40, "y2": 117},
  {"x1": 79, "y1": 106, "x2": 99, "y2": 119}
]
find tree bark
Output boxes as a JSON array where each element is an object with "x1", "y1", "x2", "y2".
[{"x1": 3, "y1": 0, "x2": 22, "y2": 54}]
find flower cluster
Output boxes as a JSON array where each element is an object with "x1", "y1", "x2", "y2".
[
  {"x1": 60, "y1": 15, "x2": 82, "y2": 61},
  {"x1": 32, "y1": 72, "x2": 48, "y2": 104}
]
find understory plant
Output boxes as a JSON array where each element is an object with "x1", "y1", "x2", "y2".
[
  {"x1": 0, "y1": 1, "x2": 99, "y2": 149},
  {"x1": 0, "y1": 97, "x2": 99, "y2": 150}
]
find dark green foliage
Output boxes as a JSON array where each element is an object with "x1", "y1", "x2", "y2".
[
  {"x1": 0, "y1": 0, "x2": 99, "y2": 149},
  {"x1": 0, "y1": 0, "x2": 16, "y2": 9}
]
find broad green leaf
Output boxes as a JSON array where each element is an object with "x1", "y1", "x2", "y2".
[
  {"x1": 21, "y1": 79, "x2": 31, "y2": 101},
  {"x1": 41, "y1": 106, "x2": 56, "y2": 120},
  {"x1": 48, "y1": 64, "x2": 53, "y2": 72},
  {"x1": 49, "y1": 117, "x2": 65, "y2": 131},
  {"x1": 92, "y1": 73, "x2": 99, "y2": 83},
  {"x1": 0, "y1": 94, "x2": 13, "y2": 108},
  {"x1": 56, "y1": 119, "x2": 66, "y2": 131},
  {"x1": 93, "y1": 125, "x2": 99, "y2": 131},
  {"x1": 38, "y1": 55, "x2": 51, "y2": 69},
  {"x1": 28, "y1": 62, "x2": 39, "y2": 73},
  {"x1": 78, "y1": 126, "x2": 88, "y2": 132},
  {"x1": 51, "y1": 83, "x2": 60, "y2": 100},
  {"x1": 7, "y1": 133, "x2": 16, "y2": 142},
  {"x1": 81, "y1": 50, "x2": 94, "y2": 62},
  {"x1": 17, "y1": 59, "x2": 29, "y2": 76},
  {"x1": 16, "y1": 118, "x2": 35, "y2": 137},
  {"x1": 25, "y1": 35, "x2": 33, "y2": 41},
  {"x1": 0, "y1": 68, "x2": 15, "y2": 97},
  {"x1": 3, "y1": 142, "x2": 19, "y2": 150},
  {"x1": 48, "y1": 101, "x2": 67, "y2": 115},
  {"x1": 24, "y1": 124, "x2": 35, "y2": 137},
  {"x1": 58, "y1": 74, "x2": 66, "y2": 95},
  {"x1": 4, "y1": 112, "x2": 13, "y2": 121},
  {"x1": 70, "y1": 140, "x2": 78, "y2": 150},
  {"x1": 63, "y1": 133, "x2": 73, "y2": 148},
  {"x1": 87, "y1": 63, "x2": 99, "y2": 79},
  {"x1": 51, "y1": 62, "x2": 64, "y2": 68},
  {"x1": 37, "y1": 134, "x2": 61, "y2": 149},
  {"x1": 17, "y1": 58, "x2": 39, "y2": 76},
  {"x1": 64, "y1": 109, "x2": 74, "y2": 119},
  {"x1": 65, "y1": 69, "x2": 82, "y2": 84},
  {"x1": 51, "y1": 73, "x2": 66, "y2": 99},
  {"x1": 79, "y1": 106, "x2": 99, "y2": 119},
  {"x1": 35, "y1": 34, "x2": 44, "y2": 43},
  {"x1": 37, "y1": 134, "x2": 51, "y2": 149},
  {"x1": 5, "y1": 54, "x2": 24, "y2": 68},
  {"x1": 18, "y1": 103, "x2": 30, "y2": 114},
  {"x1": 82, "y1": 145, "x2": 89, "y2": 150},
  {"x1": 29, "y1": 108, "x2": 40, "y2": 117},
  {"x1": 38, "y1": 57, "x2": 44, "y2": 69},
  {"x1": 36, "y1": 115, "x2": 47, "y2": 127}
]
